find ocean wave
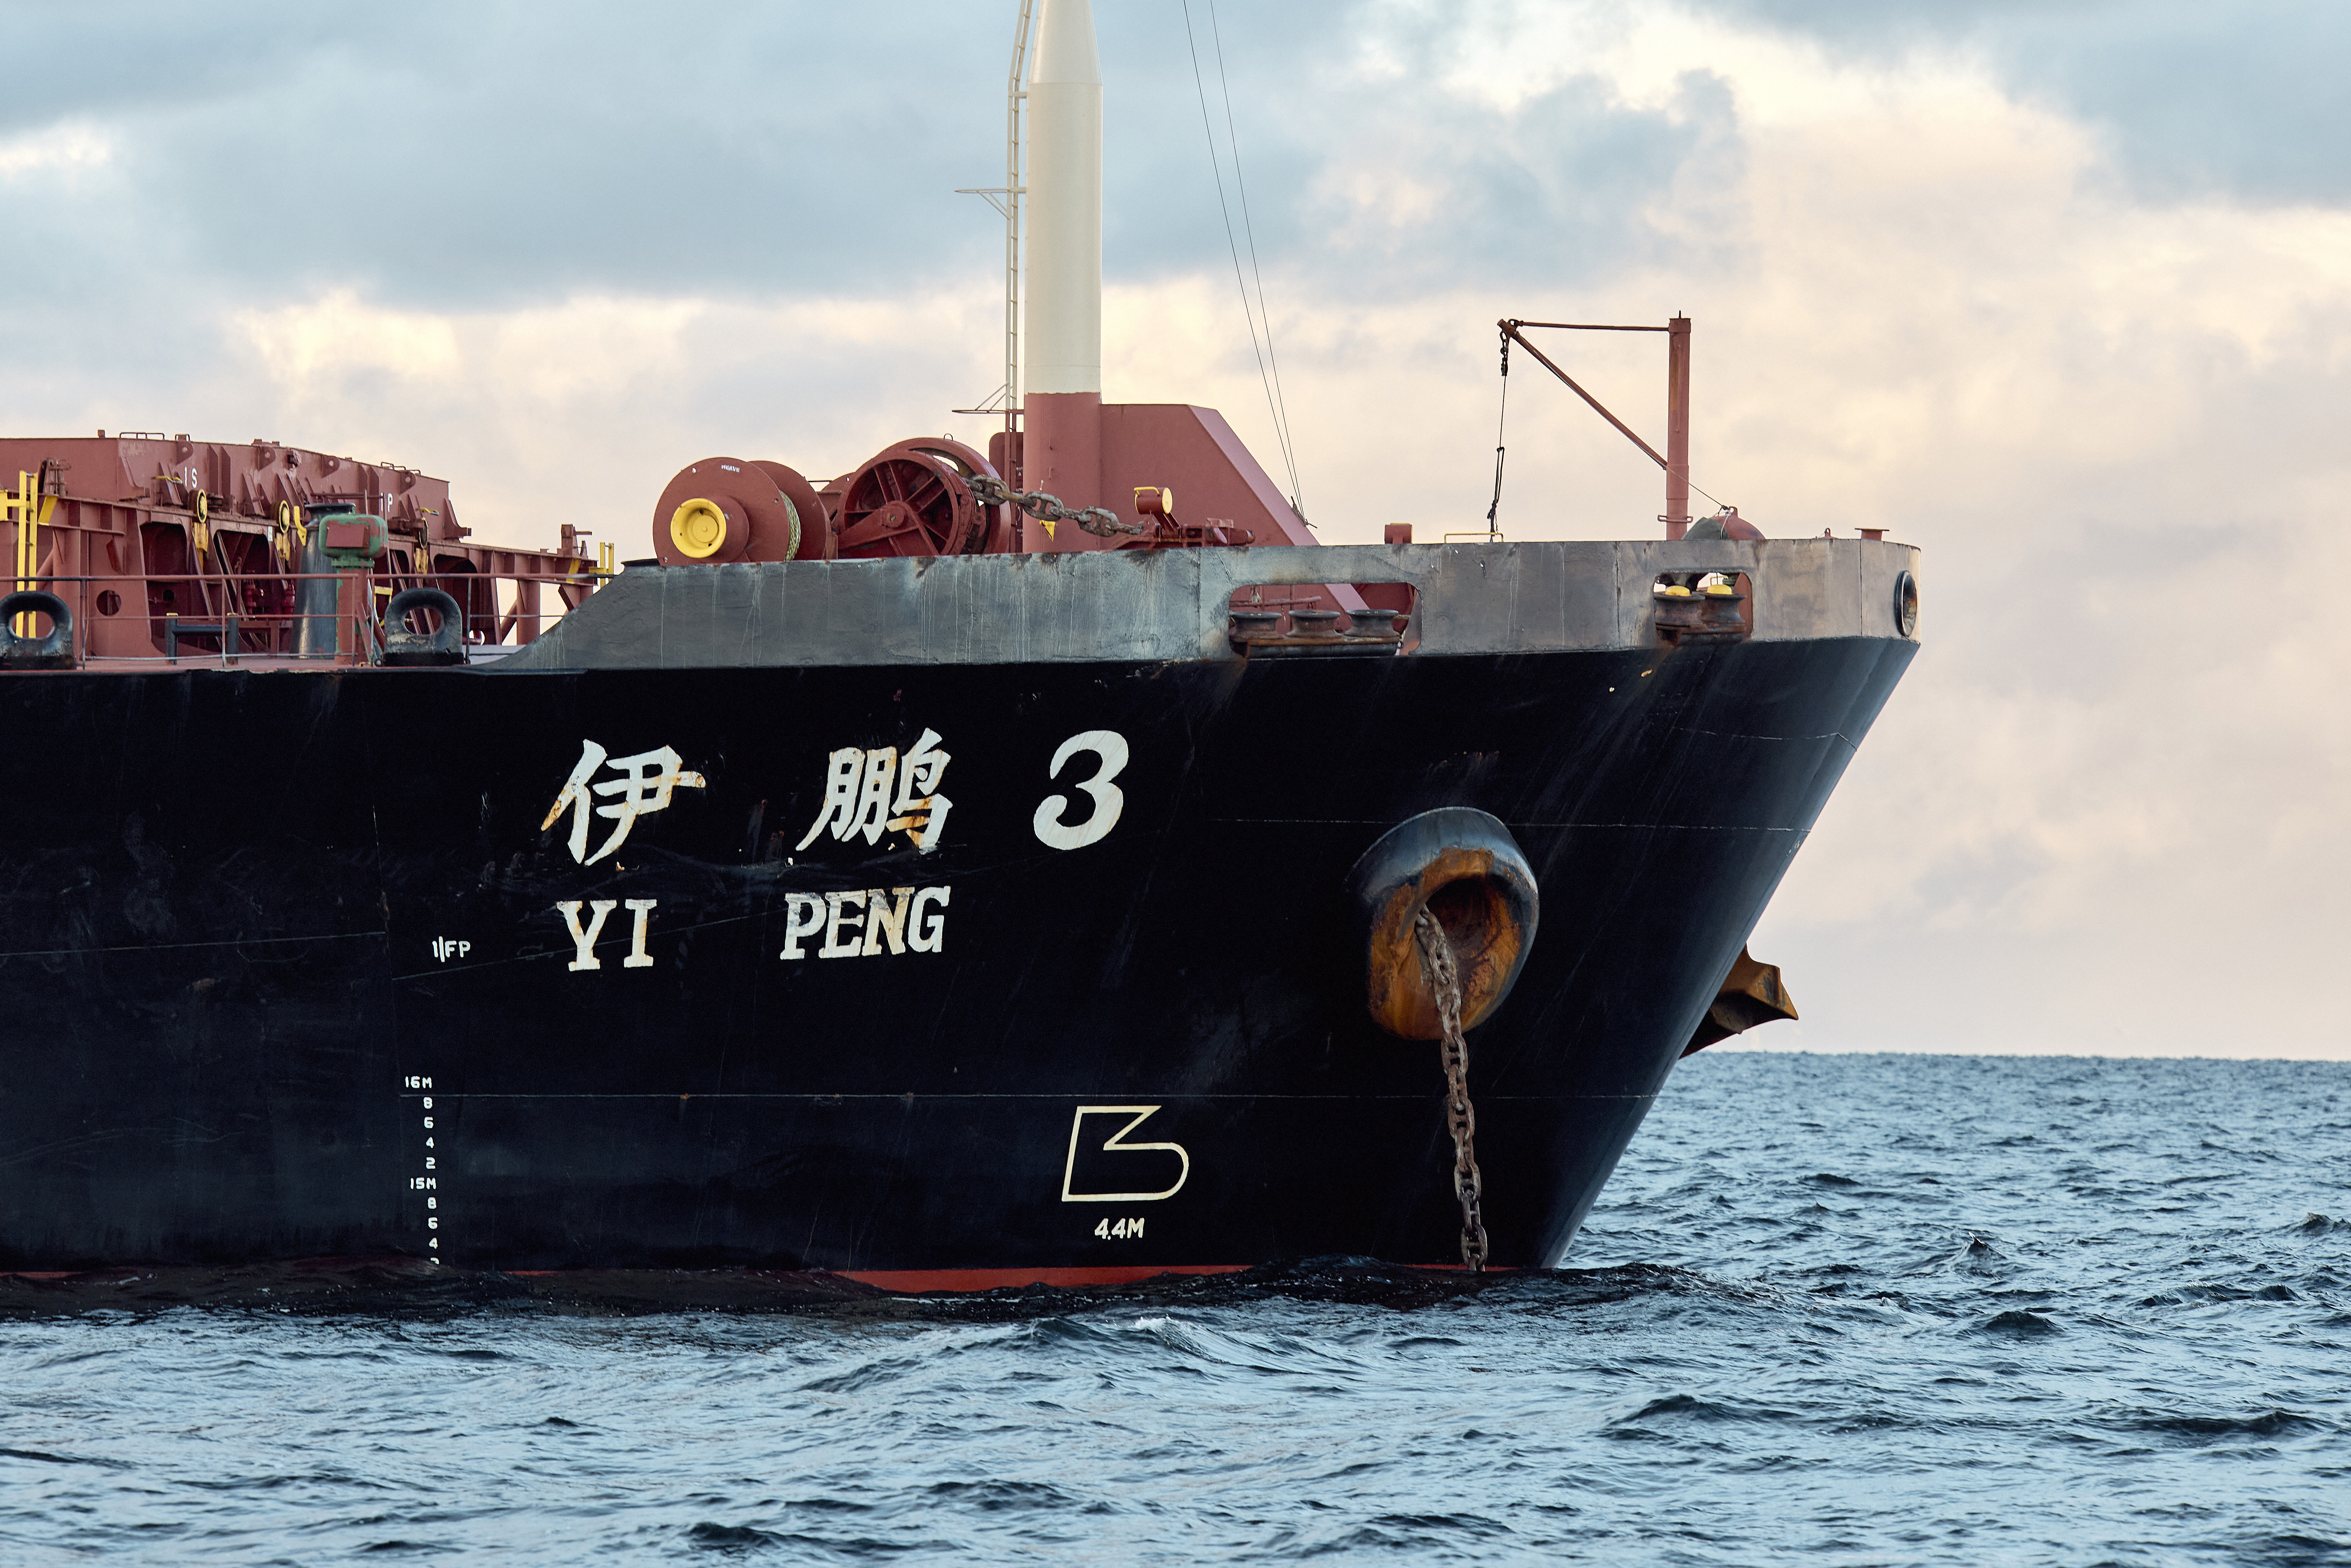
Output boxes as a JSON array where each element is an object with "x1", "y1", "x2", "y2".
[{"x1": 3, "y1": 1054, "x2": 2345, "y2": 1565}]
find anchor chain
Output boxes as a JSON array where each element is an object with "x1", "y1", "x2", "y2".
[
  {"x1": 969, "y1": 475, "x2": 1146, "y2": 538},
  {"x1": 1414, "y1": 906, "x2": 1488, "y2": 1271}
]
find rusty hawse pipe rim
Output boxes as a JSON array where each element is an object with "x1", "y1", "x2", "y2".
[{"x1": 1346, "y1": 807, "x2": 1539, "y2": 1042}]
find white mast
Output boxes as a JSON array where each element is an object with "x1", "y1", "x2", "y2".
[{"x1": 1023, "y1": 0, "x2": 1102, "y2": 400}]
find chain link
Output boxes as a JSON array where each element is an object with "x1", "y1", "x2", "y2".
[
  {"x1": 1414, "y1": 906, "x2": 1487, "y2": 1271},
  {"x1": 967, "y1": 474, "x2": 1145, "y2": 537}
]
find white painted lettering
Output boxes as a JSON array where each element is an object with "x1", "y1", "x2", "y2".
[
  {"x1": 819, "y1": 890, "x2": 868, "y2": 958},
  {"x1": 863, "y1": 887, "x2": 914, "y2": 956},
  {"x1": 780, "y1": 893, "x2": 826, "y2": 959},
  {"x1": 797, "y1": 732, "x2": 958, "y2": 854},
  {"x1": 622, "y1": 898, "x2": 658, "y2": 968},
  {"x1": 557, "y1": 899, "x2": 617, "y2": 970},
  {"x1": 543, "y1": 741, "x2": 607, "y2": 860},
  {"x1": 849, "y1": 749, "x2": 897, "y2": 844},
  {"x1": 1034, "y1": 731, "x2": 1129, "y2": 851},
  {"x1": 543, "y1": 740, "x2": 707, "y2": 864},
  {"x1": 908, "y1": 886, "x2": 950, "y2": 953},
  {"x1": 784, "y1": 886, "x2": 954, "y2": 960},
  {"x1": 421, "y1": 1097, "x2": 433, "y2": 1110},
  {"x1": 589, "y1": 747, "x2": 707, "y2": 862},
  {"x1": 884, "y1": 729, "x2": 954, "y2": 853},
  {"x1": 909, "y1": 795, "x2": 951, "y2": 852},
  {"x1": 795, "y1": 749, "x2": 864, "y2": 850}
]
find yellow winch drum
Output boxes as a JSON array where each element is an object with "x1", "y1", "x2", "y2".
[
  {"x1": 669, "y1": 498, "x2": 731, "y2": 559},
  {"x1": 650, "y1": 457, "x2": 815, "y2": 566}
]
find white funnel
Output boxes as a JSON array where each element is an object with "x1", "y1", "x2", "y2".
[{"x1": 1024, "y1": 0, "x2": 1101, "y2": 397}]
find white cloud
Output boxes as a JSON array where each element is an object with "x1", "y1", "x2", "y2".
[
  {"x1": 0, "y1": 122, "x2": 111, "y2": 182},
  {"x1": 1136, "y1": 4, "x2": 2351, "y2": 1057},
  {"x1": 218, "y1": 287, "x2": 1007, "y2": 551}
]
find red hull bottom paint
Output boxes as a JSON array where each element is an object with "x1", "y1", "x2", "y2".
[
  {"x1": 1, "y1": 1260, "x2": 1526, "y2": 1319},
  {"x1": 833, "y1": 1264, "x2": 1514, "y2": 1291},
  {"x1": 4, "y1": 1263, "x2": 1514, "y2": 1288},
  {"x1": 837, "y1": 1265, "x2": 1250, "y2": 1292}
]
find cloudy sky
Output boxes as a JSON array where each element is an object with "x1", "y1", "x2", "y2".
[{"x1": 4, "y1": 0, "x2": 2344, "y2": 1059}]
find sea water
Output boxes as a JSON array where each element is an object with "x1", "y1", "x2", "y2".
[{"x1": 3, "y1": 1053, "x2": 2346, "y2": 1565}]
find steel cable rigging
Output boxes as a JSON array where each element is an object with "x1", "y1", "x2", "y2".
[{"x1": 1181, "y1": 0, "x2": 1304, "y2": 521}]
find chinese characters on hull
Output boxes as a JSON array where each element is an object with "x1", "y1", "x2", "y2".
[
  {"x1": 538, "y1": 739, "x2": 710, "y2": 972},
  {"x1": 527, "y1": 726, "x2": 1128, "y2": 974},
  {"x1": 541, "y1": 742, "x2": 708, "y2": 864},
  {"x1": 797, "y1": 728, "x2": 952, "y2": 855},
  {"x1": 507, "y1": 725, "x2": 1186, "y2": 1228}
]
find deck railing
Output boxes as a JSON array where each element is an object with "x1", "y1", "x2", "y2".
[{"x1": 2, "y1": 566, "x2": 610, "y2": 669}]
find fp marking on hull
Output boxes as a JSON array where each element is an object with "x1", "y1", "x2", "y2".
[
  {"x1": 1061, "y1": 1105, "x2": 1191, "y2": 1202},
  {"x1": 430, "y1": 937, "x2": 471, "y2": 962}
]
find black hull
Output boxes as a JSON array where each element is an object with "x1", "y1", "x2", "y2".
[{"x1": 0, "y1": 634, "x2": 1910, "y2": 1281}]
